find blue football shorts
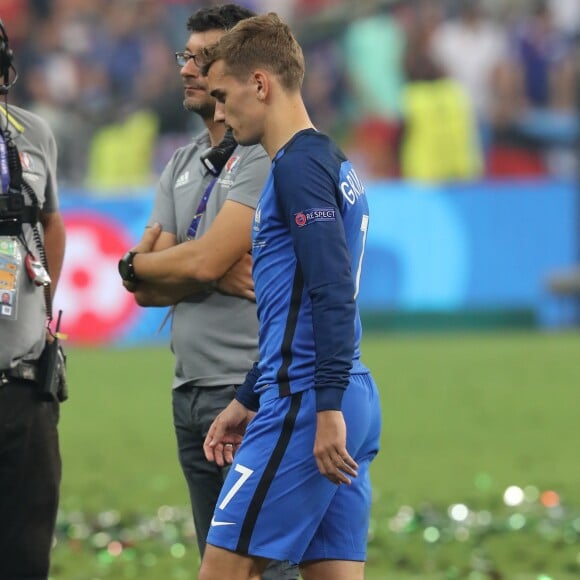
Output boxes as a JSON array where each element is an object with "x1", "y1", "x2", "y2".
[{"x1": 206, "y1": 372, "x2": 381, "y2": 565}]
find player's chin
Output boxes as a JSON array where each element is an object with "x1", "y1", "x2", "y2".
[{"x1": 232, "y1": 128, "x2": 260, "y2": 147}]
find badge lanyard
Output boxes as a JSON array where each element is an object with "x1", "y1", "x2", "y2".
[
  {"x1": 187, "y1": 177, "x2": 217, "y2": 240},
  {"x1": 0, "y1": 238, "x2": 20, "y2": 321},
  {"x1": 157, "y1": 175, "x2": 218, "y2": 334},
  {"x1": 0, "y1": 132, "x2": 10, "y2": 194}
]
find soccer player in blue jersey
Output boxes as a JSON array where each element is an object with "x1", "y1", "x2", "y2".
[{"x1": 198, "y1": 13, "x2": 382, "y2": 580}]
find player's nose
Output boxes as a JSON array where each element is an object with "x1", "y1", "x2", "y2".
[{"x1": 214, "y1": 101, "x2": 226, "y2": 123}]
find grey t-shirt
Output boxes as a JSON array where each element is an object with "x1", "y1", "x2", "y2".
[
  {"x1": 0, "y1": 105, "x2": 59, "y2": 368},
  {"x1": 150, "y1": 131, "x2": 270, "y2": 388}
]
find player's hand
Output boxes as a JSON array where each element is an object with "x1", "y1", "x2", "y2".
[
  {"x1": 313, "y1": 410, "x2": 358, "y2": 485},
  {"x1": 216, "y1": 253, "x2": 255, "y2": 301},
  {"x1": 132, "y1": 222, "x2": 162, "y2": 254},
  {"x1": 204, "y1": 399, "x2": 255, "y2": 467}
]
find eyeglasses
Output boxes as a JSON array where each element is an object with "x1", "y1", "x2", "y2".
[{"x1": 175, "y1": 51, "x2": 204, "y2": 68}]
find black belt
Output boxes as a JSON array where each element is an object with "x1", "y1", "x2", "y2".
[{"x1": 0, "y1": 361, "x2": 39, "y2": 384}]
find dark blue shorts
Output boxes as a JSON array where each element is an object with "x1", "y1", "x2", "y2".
[{"x1": 206, "y1": 372, "x2": 381, "y2": 564}]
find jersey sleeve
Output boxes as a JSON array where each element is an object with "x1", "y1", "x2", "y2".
[
  {"x1": 235, "y1": 361, "x2": 261, "y2": 411},
  {"x1": 226, "y1": 145, "x2": 270, "y2": 210},
  {"x1": 273, "y1": 152, "x2": 355, "y2": 411}
]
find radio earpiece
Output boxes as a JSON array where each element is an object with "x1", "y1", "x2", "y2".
[
  {"x1": 200, "y1": 128, "x2": 238, "y2": 176},
  {"x1": 0, "y1": 20, "x2": 15, "y2": 95}
]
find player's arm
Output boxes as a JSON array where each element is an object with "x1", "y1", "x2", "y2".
[
  {"x1": 204, "y1": 361, "x2": 261, "y2": 466},
  {"x1": 275, "y1": 154, "x2": 358, "y2": 485},
  {"x1": 275, "y1": 157, "x2": 355, "y2": 410},
  {"x1": 235, "y1": 361, "x2": 261, "y2": 412}
]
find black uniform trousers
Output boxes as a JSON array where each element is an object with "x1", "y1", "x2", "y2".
[{"x1": 0, "y1": 378, "x2": 61, "y2": 580}]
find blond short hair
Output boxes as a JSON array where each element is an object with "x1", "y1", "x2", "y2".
[{"x1": 203, "y1": 13, "x2": 305, "y2": 91}]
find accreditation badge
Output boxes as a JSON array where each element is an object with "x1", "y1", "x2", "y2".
[{"x1": 0, "y1": 237, "x2": 21, "y2": 320}]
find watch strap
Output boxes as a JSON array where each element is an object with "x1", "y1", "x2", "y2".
[{"x1": 119, "y1": 250, "x2": 139, "y2": 282}]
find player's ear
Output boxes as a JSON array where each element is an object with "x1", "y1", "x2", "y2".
[{"x1": 253, "y1": 70, "x2": 268, "y2": 102}]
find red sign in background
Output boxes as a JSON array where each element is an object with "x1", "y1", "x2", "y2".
[{"x1": 53, "y1": 212, "x2": 140, "y2": 345}]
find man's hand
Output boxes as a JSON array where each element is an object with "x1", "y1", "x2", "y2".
[
  {"x1": 204, "y1": 399, "x2": 255, "y2": 467},
  {"x1": 313, "y1": 410, "x2": 358, "y2": 485},
  {"x1": 216, "y1": 253, "x2": 255, "y2": 301},
  {"x1": 121, "y1": 223, "x2": 163, "y2": 293},
  {"x1": 132, "y1": 222, "x2": 162, "y2": 254}
]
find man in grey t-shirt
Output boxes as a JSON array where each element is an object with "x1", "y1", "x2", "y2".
[
  {"x1": 0, "y1": 21, "x2": 66, "y2": 578},
  {"x1": 119, "y1": 6, "x2": 297, "y2": 578}
]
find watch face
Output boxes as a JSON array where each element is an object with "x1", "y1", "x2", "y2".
[
  {"x1": 118, "y1": 253, "x2": 133, "y2": 281},
  {"x1": 118, "y1": 259, "x2": 128, "y2": 280}
]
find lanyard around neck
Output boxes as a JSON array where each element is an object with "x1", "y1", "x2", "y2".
[
  {"x1": 187, "y1": 176, "x2": 217, "y2": 240},
  {"x1": 0, "y1": 132, "x2": 10, "y2": 193}
]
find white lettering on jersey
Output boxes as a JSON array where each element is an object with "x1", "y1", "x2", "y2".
[{"x1": 340, "y1": 168, "x2": 365, "y2": 205}]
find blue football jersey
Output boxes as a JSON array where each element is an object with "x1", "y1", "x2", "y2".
[{"x1": 240, "y1": 129, "x2": 369, "y2": 411}]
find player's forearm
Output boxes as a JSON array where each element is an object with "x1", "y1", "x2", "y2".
[
  {"x1": 311, "y1": 281, "x2": 356, "y2": 411},
  {"x1": 288, "y1": 212, "x2": 356, "y2": 409},
  {"x1": 235, "y1": 361, "x2": 261, "y2": 412}
]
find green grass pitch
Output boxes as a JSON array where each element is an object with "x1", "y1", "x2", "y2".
[{"x1": 51, "y1": 330, "x2": 580, "y2": 579}]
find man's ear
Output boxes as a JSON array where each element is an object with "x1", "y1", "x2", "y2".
[{"x1": 253, "y1": 70, "x2": 269, "y2": 101}]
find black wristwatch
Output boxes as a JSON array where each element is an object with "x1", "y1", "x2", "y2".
[{"x1": 118, "y1": 250, "x2": 139, "y2": 283}]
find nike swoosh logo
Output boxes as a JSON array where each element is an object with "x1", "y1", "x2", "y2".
[{"x1": 211, "y1": 516, "x2": 236, "y2": 527}]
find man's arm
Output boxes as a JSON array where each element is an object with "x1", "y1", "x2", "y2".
[
  {"x1": 127, "y1": 226, "x2": 209, "y2": 306},
  {"x1": 133, "y1": 199, "x2": 255, "y2": 285},
  {"x1": 127, "y1": 200, "x2": 255, "y2": 306},
  {"x1": 133, "y1": 257, "x2": 254, "y2": 305},
  {"x1": 126, "y1": 143, "x2": 268, "y2": 306},
  {"x1": 40, "y1": 210, "x2": 66, "y2": 293},
  {"x1": 275, "y1": 152, "x2": 358, "y2": 485}
]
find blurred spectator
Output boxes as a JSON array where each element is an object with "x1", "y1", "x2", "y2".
[
  {"x1": 5, "y1": 0, "x2": 578, "y2": 189},
  {"x1": 548, "y1": 0, "x2": 580, "y2": 39},
  {"x1": 294, "y1": 0, "x2": 337, "y2": 19},
  {"x1": 302, "y1": 40, "x2": 345, "y2": 137},
  {"x1": 342, "y1": 116, "x2": 401, "y2": 180},
  {"x1": 0, "y1": 0, "x2": 30, "y2": 48},
  {"x1": 511, "y1": 0, "x2": 576, "y2": 112},
  {"x1": 430, "y1": 0, "x2": 515, "y2": 150},
  {"x1": 500, "y1": 0, "x2": 579, "y2": 177},
  {"x1": 85, "y1": 109, "x2": 159, "y2": 191},
  {"x1": 29, "y1": 0, "x2": 53, "y2": 19},
  {"x1": 404, "y1": 1, "x2": 445, "y2": 83},
  {"x1": 339, "y1": 4, "x2": 407, "y2": 179},
  {"x1": 24, "y1": 61, "x2": 93, "y2": 187},
  {"x1": 342, "y1": 6, "x2": 405, "y2": 121},
  {"x1": 247, "y1": 0, "x2": 294, "y2": 21},
  {"x1": 400, "y1": 0, "x2": 483, "y2": 182}
]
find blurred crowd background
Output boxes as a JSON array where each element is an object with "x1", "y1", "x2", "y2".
[{"x1": 2, "y1": 0, "x2": 579, "y2": 191}]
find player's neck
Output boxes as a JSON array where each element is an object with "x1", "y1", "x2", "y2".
[
  {"x1": 205, "y1": 119, "x2": 227, "y2": 148},
  {"x1": 262, "y1": 95, "x2": 314, "y2": 159}
]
